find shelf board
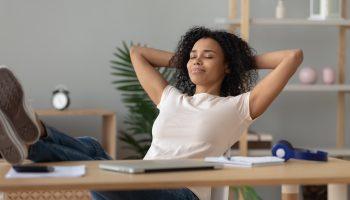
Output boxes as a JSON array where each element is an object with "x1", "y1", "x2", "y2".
[
  {"x1": 35, "y1": 109, "x2": 115, "y2": 116},
  {"x1": 215, "y1": 18, "x2": 350, "y2": 27},
  {"x1": 283, "y1": 84, "x2": 350, "y2": 92},
  {"x1": 230, "y1": 148, "x2": 350, "y2": 157}
]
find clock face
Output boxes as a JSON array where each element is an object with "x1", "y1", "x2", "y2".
[{"x1": 52, "y1": 92, "x2": 68, "y2": 110}]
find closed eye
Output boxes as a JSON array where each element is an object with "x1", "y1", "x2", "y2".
[{"x1": 189, "y1": 54, "x2": 213, "y2": 59}]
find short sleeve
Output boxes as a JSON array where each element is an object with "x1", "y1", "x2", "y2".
[
  {"x1": 156, "y1": 85, "x2": 173, "y2": 109},
  {"x1": 230, "y1": 91, "x2": 256, "y2": 123}
]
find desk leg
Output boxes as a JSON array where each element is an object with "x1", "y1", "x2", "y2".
[
  {"x1": 102, "y1": 114, "x2": 116, "y2": 159},
  {"x1": 328, "y1": 184, "x2": 347, "y2": 200},
  {"x1": 281, "y1": 185, "x2": 299, "y2": 200}
]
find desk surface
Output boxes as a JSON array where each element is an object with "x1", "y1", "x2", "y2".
[{"x1": 1, "y1": 158, "x2": 350, "y2": 192}]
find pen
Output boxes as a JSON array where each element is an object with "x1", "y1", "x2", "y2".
[{"x1": 226, "y1": 149, "x2": 231, "y2": 160}]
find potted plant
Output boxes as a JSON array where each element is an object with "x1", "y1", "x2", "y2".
[{"x1": 111, "y1": 42, "x2": 175, "y2": 159}]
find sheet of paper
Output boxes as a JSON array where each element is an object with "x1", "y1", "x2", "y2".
[{"x1": 5, "y1": 165, "x2": 86, "y2": 179}]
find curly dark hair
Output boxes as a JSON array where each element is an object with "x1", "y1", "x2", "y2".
[{"x1": 170, "y1": 26, "x2": 258, "y2": 97}]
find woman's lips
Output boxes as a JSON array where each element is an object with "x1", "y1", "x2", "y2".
[{"x1": 191, "y1": 67, "x2": 205, "y2": 74}]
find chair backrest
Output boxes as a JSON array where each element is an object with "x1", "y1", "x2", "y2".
[{"x1": 211, "y1": 186, "x2": 229, "y2": 200}]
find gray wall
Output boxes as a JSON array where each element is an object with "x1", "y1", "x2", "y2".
[{"x1": 1, "y1": 0, "x2": 349, "y2": 199}]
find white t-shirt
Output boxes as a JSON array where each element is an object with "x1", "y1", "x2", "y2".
[{"x1": 143, "y1": 85, "x2": 255, "y2": 200}]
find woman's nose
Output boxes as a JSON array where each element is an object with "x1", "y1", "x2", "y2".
[{"x1": 194, "y1": 58, "x2": 202, "y2": 65}]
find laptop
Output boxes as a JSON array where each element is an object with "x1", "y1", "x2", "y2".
[{"x1": 99, "y1": 159, "x2": 223, "y2": 174}]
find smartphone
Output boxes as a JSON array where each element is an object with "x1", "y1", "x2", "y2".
[{"x1": 12, "y1": 165, "x2": 55, "y2": 173}]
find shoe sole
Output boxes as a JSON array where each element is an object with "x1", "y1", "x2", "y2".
[
  {"x1": 0, "y1": 66, "x2": 40, "y2": 144},
  {"x1": 0, "y1": 109, "x2": 27, "y2": 164}
]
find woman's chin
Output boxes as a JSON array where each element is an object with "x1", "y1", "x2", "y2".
[{"x1": 190, "y1": 78, "x2": 206, "y2": 85}]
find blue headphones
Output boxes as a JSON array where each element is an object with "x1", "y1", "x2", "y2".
[{"x1": 271, "y1": 140, "x2": 328, "y2": 162}]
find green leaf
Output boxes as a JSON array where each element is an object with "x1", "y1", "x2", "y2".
[
  {"x1": 110, "y1": 60, "x2": 133, "y2": 68},
  {"x1": 112, "y1": 79, "x2": 138, "y2": 84},
  {"x1": 117, "y1": 85, "x2": 144, "y2": 91},
  {"x1": 117, "y1": 47, "x2": 130, "y2": 61},
  {"x1": 111, "y1": 72, "x2": 136, "y2": 77},
  {"x1": 123, "y1": 41, "x2": 130, "y2": 54},
  {"x1": 231, "y1": 187, "x2": 239, "y2": 199},
  {"x1": 111, "y1": 66, "x2": 135, "y2": 74},
  {"x1": 113, "y1": 52, "x2": 131, "y2": 64}
]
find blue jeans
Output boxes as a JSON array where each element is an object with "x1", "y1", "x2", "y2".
[{"x1": 28, "y1": 126, "x2": 199, "y2": 200}]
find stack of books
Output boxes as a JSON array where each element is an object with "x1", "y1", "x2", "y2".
[{"x1": 231, "y1": 130, "x2": 273, "y2": 149}]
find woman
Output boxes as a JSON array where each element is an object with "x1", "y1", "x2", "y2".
[{"x1": 0, "y1": 26, "x2": 303, "y2": 200}]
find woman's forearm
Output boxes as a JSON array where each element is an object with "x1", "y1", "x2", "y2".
[
  {"x1": 254, "y1": 49, "x2": 302, "y2": 70},
  {"x1": 130, "y1": 46, "x2": 174, "y2": 68},
  {"x1": 249, "y1": 49, "x2": 303, "y2": 119}
]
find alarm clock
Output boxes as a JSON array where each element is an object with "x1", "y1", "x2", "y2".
[{"x1": 52, "y1": 85, "x2": 70, "y2": 110}]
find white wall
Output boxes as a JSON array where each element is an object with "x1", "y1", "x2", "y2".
[{"x1": 1, "y1": 1, "x2": 349, "y2": 199}]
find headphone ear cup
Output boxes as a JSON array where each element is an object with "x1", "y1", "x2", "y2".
[
  {"x1": 272, "y1": 140, "x2": 294, "y2": 161},
  {"x1": 277, "y1": 140, "x2": 294, "y2": 149}
]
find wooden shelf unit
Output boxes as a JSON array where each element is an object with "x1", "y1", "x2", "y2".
[
  {"x1": 215, "y1": 18, "x2": 350, "y2": 27},
  {"x1": 35, "y1": 109, "x2": 117, "y2": 159},
  {"x1": 284, "y1": 84, "x2": 350, "y2": 92},
  {"x1": 223, "y1": 0, "x2": 348, "y2": 156},
  {"x1": 222, "y1": 1, "x2": 349, "y2": 199}
]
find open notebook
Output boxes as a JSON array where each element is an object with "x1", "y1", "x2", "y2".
[{"x1": 205, "y1": 156, "x2": 285, "y2": 167}]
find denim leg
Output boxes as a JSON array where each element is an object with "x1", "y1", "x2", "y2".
[
  {"x1": 90, "y1": 188, "x2": 199, "y2": 200},
  {"x1": 28, "y1": 125, "x2": 112, "y2": 162}
]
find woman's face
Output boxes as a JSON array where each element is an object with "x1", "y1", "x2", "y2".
[{"x1": 187, "y1": 38, "x2": 229, "y2": 88}]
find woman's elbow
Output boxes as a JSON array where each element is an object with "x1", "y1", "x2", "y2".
[
  {"x1": 293, "y1": 49, "x2": 304, "y2": 65},
  {"x1": 130, "y1": 46, "x2": 144, "y2": 63},
  {"x1": 288, "y1": 49, "x2": 304, "y2": 67}
]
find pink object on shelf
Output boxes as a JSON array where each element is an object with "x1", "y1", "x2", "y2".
[
  {"x1": 299, "y1": 67, "x2": 317, "y2": 84},
  {"x1": 322, "y1": 67, "x2": 336, "y2": 85}
]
